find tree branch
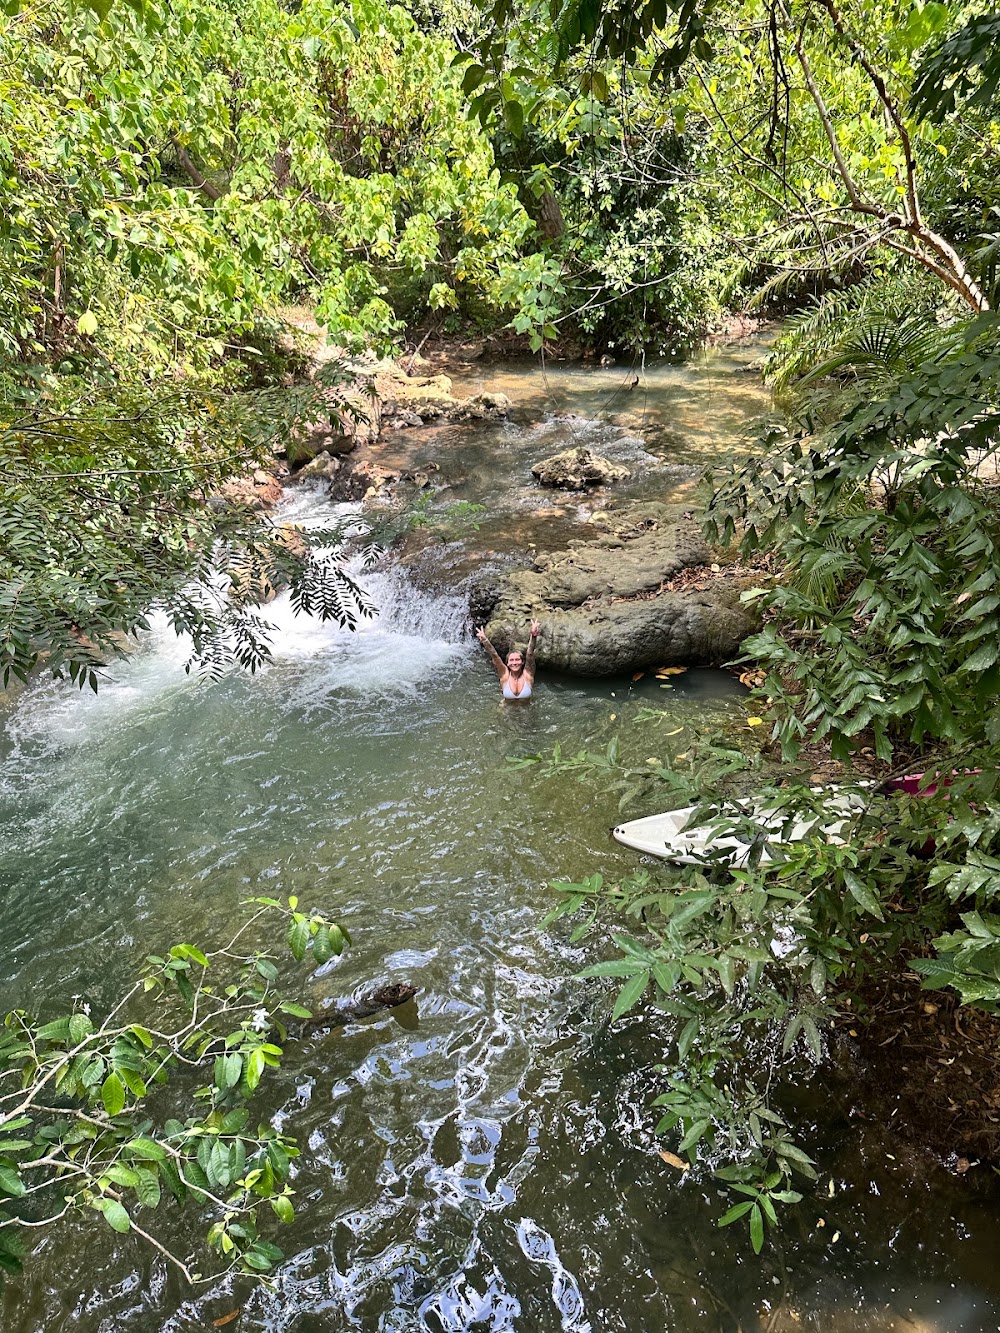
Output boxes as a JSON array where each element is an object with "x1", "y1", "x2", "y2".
[{"x1": 170, "y1": 138, "x2": 224, "y2": 201}]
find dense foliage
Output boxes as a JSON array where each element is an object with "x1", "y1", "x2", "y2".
[
  {"x1": 0, "y1": 372, "x2": 383, "y2": 687},
  {"x1": 0, "y1": 897, "x2": 347, "y2": 1281},
  {"x1": 1, "y1": 0, "x2": 545, "y2": 365}
]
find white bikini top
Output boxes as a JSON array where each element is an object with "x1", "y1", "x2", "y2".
[{"x1": 502, "y1": 676, "x2": 532, "y2": 700}]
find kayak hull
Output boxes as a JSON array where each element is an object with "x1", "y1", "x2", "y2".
[{"x1": 613, "y1": 793, "x2": 866, "y2": 867}]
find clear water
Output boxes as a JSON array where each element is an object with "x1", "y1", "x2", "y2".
[{"x1": 1, "y1": 347, "x2": 998, "y2": 1332}]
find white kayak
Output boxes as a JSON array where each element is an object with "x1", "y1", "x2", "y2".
[{"x1": 612, "y1": 792, "x2": 868, "y2": 867}]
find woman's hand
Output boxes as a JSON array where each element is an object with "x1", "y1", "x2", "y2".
[
  {"x1": 530, "y1": 620, "x2": 541, "y2": 637},
  {"x1": 475, "y1": 626, "x2": 488, "y2": 643}
]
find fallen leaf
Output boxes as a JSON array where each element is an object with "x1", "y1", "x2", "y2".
[
  {"x1": 831, "y1": 1231, "x2": 841, "y2": 1244},
  {"x1": 213, "y1": 1311, "x2": 243, "y2": 1329},
  {"x1": 923, "y1": 1002, "x2": 939, "y2": 1015},
  {"x1": 710, "y1": 562, "x2": 721, "y2": 572},
  {"x1": 746, "y1": 717, "x2": 764, "y2": 727},
  {"x1": 632, "y1": 671, "x2": 645, "y2": 681},
  {"x1": 645, "y1": 757, "x2": 661, "y2": 765},
  {"x1": 609, "y1": 713, "x2": 617, "y2": 720},
  {"x1": 816, "y1": 1217, "x2": 825, "y2": 1227},
  {"x1": 658, "y1": 1150, "x2": 690, "y2": 1171},
  {"x1": 656, "y1": 666, "x2": 687, "y2": 676}
]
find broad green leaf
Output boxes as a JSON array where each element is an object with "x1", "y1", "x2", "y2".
[
  {"x1": 287, "y1": 919, "x2": 309, "y2": 961},
  {"x1": 125, "y1": 1137, "x2": 167, "y2": 1163},
  {"x1": 100, "y1": 1200, "x2": 131, "y2": 1233},
  {"x1": 0, "y1": 1167, "x2": 25, "y2": 1198},
  {"x1": 611, "y1": 970, "x2": 649, "y2": 1021},
  {"x1": 312, "y1": 926, "x2": 332, "y2": 964},
  {"x1": 102, "y1": 1072, "x2": 126, "y2": 1118},
  {"x1": 134, "y1": 1168, "x2": 161, "y2": 1209}
]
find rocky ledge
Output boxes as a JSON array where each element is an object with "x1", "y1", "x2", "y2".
[
  {"x1": 285, "y1": 361, "x2": 512, "y2": 475},
  {"x1": 481, "y1": 504, "x2": 760, "y2": 675}
]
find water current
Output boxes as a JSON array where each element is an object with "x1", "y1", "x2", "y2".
[{"x1": 1, "y1": 341, "x2": 999, "y2": 1331}]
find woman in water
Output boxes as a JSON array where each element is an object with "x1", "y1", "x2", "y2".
[{"x1": 476, "y1": 620, "x2": 541, "y2": 700}]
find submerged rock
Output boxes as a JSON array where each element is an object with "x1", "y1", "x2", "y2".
[
  {"x1": 296, "y1": 449, "x2": 341, "y2": 481},
  {"x1": 485, "y1": 503, "x2": 759, "y2": 674},
  {"x1": 306, "y1": 983, "x2": 418, "y2": 1029},
  {"x1": 373, "y1": 365, "x2": 511, "y2": 424},
  {"x1": 531, "y1": 447, "x2": 630, "y2": 490}
]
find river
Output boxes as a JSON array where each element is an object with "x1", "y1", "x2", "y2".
[{"x1": 1, "y1": 342, "x2": 997, "y2": 1331}]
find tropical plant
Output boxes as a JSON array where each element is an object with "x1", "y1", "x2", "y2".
[
  {"x1": 0, "y1": 0, "x2": 546, "y2": 370},
  {"x1": 0, "y1": 896, "x2": 349, "y2": 1283},
  {"x1": 0, "y1": 371, "x2": 381, "y2": 689}
]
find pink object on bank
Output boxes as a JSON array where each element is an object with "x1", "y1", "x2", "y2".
[{"x1": 884, "y1": 769, "x2": 981, "y2": 798}]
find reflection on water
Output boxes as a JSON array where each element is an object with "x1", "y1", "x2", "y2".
[{"x1": 1, "y1": 361, "x2": 999, "y2": 1331}]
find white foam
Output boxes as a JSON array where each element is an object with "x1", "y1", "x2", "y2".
[{"x1": 1, "y1": 493, "x2": 473, "y2": 757}]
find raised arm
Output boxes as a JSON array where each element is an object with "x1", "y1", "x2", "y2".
[
  {"x1": 525, "y1": 620, "x2": 541, "y2": 677},
  {"x1": 475, "y1": 626, "x2": 507, "y2": 679}
]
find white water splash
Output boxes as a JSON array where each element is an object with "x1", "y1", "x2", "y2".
[{"x1": 0, "y1": 491, "x2": 472, "y2": 761}]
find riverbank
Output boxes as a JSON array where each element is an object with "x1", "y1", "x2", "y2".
[{"x1": 260, "y1": 312, "x2": 774, "y2": 677}]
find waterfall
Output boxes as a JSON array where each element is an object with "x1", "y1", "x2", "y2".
[{"x1": 1, "y1": 490, "x2": 474, "y2": 761}]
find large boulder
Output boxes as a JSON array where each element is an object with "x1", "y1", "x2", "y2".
[
  {"x1": 296, "y1": 450, "x2": 341, "y2": 482},
  {"x1": 485, "y1": 504, "x2": 760, "y2": 674},
  {"x1": 371, "y1": 364, "x2": 512, "y2": 424},
  {"x1": 531, "y1": 447, "x2": 630, "y2": 490}
]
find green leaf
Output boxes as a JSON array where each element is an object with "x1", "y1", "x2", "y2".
[
  {"x1": 106, "y1": 1165, "x2": 140, "y2": 1188},
  {"x1": 611, "y1": 970, "x2": 649, "y2": 1021},
  {"x1": 749, "y1": 1203, "x2": 765, "y2": 1254},
  {"x1": 844, "y1": 871, "x2": 884, "y2": 921},
  {"x1": 462, "y1": 64, "x2": 486, "y2": 95},
  {"x1": 125, "y1": 1137, "x2": 167, "y2": 1163},
  {"x1": 718, "y1": 1200, "x2": 754, "y2": 1226},
  {"x1": 287, "y1": 919, "x2": 309, "y2": 961},
  {"x1": 119, "y1": 1068, "x2": 147, "y2": 1099},
  {"x1": 134, "y1": 1168, "x2": 161, "y2": 1209},
  {"x1": 243, "y1": 1249, "x2": 273, "y2": 1272},
  {"x1": 578, "y1": 959, "x2": 645, "y2": 978},
  {"x1": 270, "y1": 1194, "x2": 295, "y2": 1223},
  {"x1": 76, "y1": 311, "x2": 99, "y2": 336},
  {"x1": 312, "y1": 926, "x2": 332, "y2": 964},
  {"x1": 100, "y1": 1200, "x2": 131, "y2": 1233},
  {"x1": 0, "y1": 1167, "x2": 25, "y2": 1198},
  {"x1": 503, "y1": 99, "x2": 524, "y2": 137},
  {"x1": 69, "y1": 1013, "x2": 93, "y2": 1044},
  {"x1": 217, "y1": 1053, "x2": 242, "y2": 1090},
  {"x1": 677, "y1": 1118, "x2": 711, "y2": 1153},
  {"x1": 246, "y1": 1048, "x2": 266, "y2": 1092},
  {"x1": 170, "y1": 943, "x2": 209, "y2": 967},
  {"x1": 36, "y1": 1017, "x2": 72, "y2": 1043},
  {"x1": 102, "y1": 1072, "x2": 126, "y2": 1118}
]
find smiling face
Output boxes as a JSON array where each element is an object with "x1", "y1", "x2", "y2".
[{"x1": 506, "y1": 651, "x2": 524, "y2": 676}]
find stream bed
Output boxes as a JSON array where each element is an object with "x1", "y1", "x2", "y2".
[{"x1": 1, "y1": 341, "x2": 998, "y2": 1331}]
